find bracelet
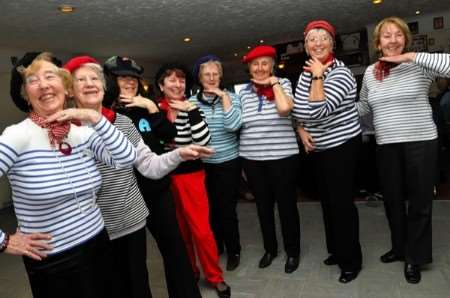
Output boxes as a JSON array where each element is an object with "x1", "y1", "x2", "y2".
[
  {"x1": 271, "y1": 81, "x2": 280, "y2": 87},
  {"x1": 311, "y1": 76, "x2": 324, "y2": 80},
  {"x1": 0, "y1": 234, "x2": 10, "y2": 253}
]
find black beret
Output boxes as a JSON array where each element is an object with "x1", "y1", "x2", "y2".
[{"x1": 10, "y1": 52, "x2": 62, "y2": 112}]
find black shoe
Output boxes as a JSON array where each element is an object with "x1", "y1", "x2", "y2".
[
  {"x1": 214, "y1": 282, "x2": 231, "y2": 298},
  {"x1": 285, "y1": 256, "x2": 300, "y2": 273},
  {"x1": 380, "y1": 250, "x2": 404, "y2": 263},
  {"x1": 258, "y1": 252, "x2": 277, "y2": 268},
  {"x1": 226, "y1": 254, "x2": 240, "y2": 271},
  {"x1": 323, "y1": 255, "x2": 338, "y2": 266},
  {"x1": 404, "y1": 263, "x2": 421, "y2": 284},
  {"x1": 339, "y1": 270, "x2": 360, "y2": 283}
]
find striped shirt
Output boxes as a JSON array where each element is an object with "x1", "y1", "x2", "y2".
[
  {"x1": 0, "y1": 116, "x2": 136, "y2": 254},
  {"x1": 170, "y1": 107, "x2": 211, "y2": 174},
  {"x1": 358, "y1": 52, "x2": 450, "y2": 145},
  {"x1": 293, "y1": 59, "x2": 361, "y2": 151},
  {"x1": 96, "y1": 113, "x2": 148, "y2": 240},
  {"x1": 239, "y1": 77, "x2": 299, "y2": 160},
  {"x1": 189, "y1": 91, "x2": 241, "y2": 164}
]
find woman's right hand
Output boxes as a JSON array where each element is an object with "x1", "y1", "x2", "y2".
[
  {"x1": 5, "y1": 230, "x2": 52, "y2": 261},
  {"x1": 119, "y1": 95, "x2": 159, "y2": 113},
  {"x1": 297, "y1": 126, "x2": 315, "y2": 153},
  {"x1": 45, "y1": 108, "x2": 102, "y2": 125}
]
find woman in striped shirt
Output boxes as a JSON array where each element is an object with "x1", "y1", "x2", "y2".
[
  {"x1": 239, "y1": 45, "x2": 301, "y2": 274},
  {"x1": 103, "y1": 56, "x2": 203, "y2": 298},
  {"x1": 0, "y1": 52, "x2": 136, "y2": 298},
  {"x1": 189, "y1": 55, "x2": 242, "y2": 271},
  {"x1": 357, "y1": 16, "x2": 450, "y2": 284},
  {"x1": 155, "y1": 63, "x2": 230, "y2": 298},
  {"x1": 65, "y1": 56, "x2": 211, "y2": 298},
  {"x1": 293, "y1": 20, "x2": 362, "y2": 283}
]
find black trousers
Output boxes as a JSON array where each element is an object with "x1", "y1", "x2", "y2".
[
  {"x1": 242, "y1": 154, "x2": 301, "y2": 257},
  {"x1": 376, "y1": 139, "x2": 437, "y2": 265},
  {"x1": 23, "y1": 229, "x2": 113, "y2": 298},
  {"x1": 145, "y1": 189, "x2": 202, "y2": 298},
  {"x1": 204, "y1": 158, "x2": 242, "y2": 256},
  {"x1": 311, "y1": 136, "x2": 362, "y2": 271},
  {"x1": 110, "y1": 227, "x2": 152, "y2": 298}
]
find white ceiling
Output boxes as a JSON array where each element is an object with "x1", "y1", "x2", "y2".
[{"x1": 1, "y1": 0, "x2": 449, "y2": 81}]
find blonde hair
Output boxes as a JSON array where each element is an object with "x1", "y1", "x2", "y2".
[
  {"x1": 372, "y1": 17, "x2": 411, "y2": 52},
  {"x1": 20, "y1": 52, "x2": 72, "y2": 100}
]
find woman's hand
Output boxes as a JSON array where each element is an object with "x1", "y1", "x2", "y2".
[
  {"x1": 177, "y1": 144, "x2": 215, "y2": 161},
  {"x1": 119, "y1": 95, "x2": 159, "y2": 113},
  {"x1": 297, "y1": 126, "x2": 315, "y2": 153},
  {"x1": 5, "y1": 230, "x2": 52, "y2": 261},
  {"x1": 45, "y1": 108, "x2": 102, "y2": 125},
  {"x1": 303, "y1": 57, "x2": 333, "y2": 77},
  {"x1": 203, "y1": 87, "x2": 226, "y2": 98},
  {"x1": 379, "y1": 52, "x2": 416, "y2": 64},
  {"x1": 168, "y1": 99, "x2": 195, "y2": 112},
  {"x1": 251, "y1": 76, "x2": 278, "y2": 86}
]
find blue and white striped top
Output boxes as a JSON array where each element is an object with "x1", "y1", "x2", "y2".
[
  {"x1": 189, "y1": 91, "x2": 241, "y2": 164},
  {"x1": 358, "y1": 52, "x2": 450, "y2": 145},
  {"x1": 0, "y1": 116, "x2": 136, "y2": 254},
  {"x1": 239, "y1": 78, "x2": 299, "y2": 161},
  {"x1": 293, "y1": 59, "x2": 361, "y2": 151}
]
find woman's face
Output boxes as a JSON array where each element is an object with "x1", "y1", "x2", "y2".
[
  {"x1": 378, "y1": 22, "x2": 405, "y2": 57},
  {"x1": 249, "y1": 56, "x2": 273, "y2": 81},
  {"x1": 24, "y1": 61, "x2": 66, "y2": 117},
  {"x1": 117, "y1": 75, "x2": 139, "y2": 97},
  {"x1": 200, "y1": 63, "x2": 221, "y2": 90},
  {"x1": 305, "y1": 30, "x2": 333, "y2": 62},
  {"x1": 159, "y1": 72, "x2": 186, "y2": 101},
  {"x1": 72, "y1": 66, "x2": 104, "y2": 109}
]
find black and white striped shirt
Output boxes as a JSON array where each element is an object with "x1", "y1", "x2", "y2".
[
  {"x1": 358, "y1": 52, "x2": 450, "y2": 145},
  {"x1": 95, "y1": 113, "x2": 148, "y2": 240},
  {"x1": 239, "y1": 78, "x2": 299, "y2": 160},
  {"x1": 293, "y1": 59, "x2": 361, "y2": 151}
]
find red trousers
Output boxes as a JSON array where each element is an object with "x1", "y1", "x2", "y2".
[{"x1": 171, "y1": 170, "x2": 224, "y2": 285}]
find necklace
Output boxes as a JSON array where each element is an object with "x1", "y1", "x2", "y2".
[{"x1": 53, "y1": 148, "x2": 97, "y2": 214}]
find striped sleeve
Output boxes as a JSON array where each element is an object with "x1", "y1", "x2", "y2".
[
  {"x1": 187, "y1": 108, "x2": 211, "y2": 146},
  {"x1": 307, "y1": 67, "x2": 356, "y2": 119},
  {"x1": 415, "y1": 52, "x2": 450, "y2": 79},
  {"x1": 88, "y1": 116, "x2": 136, "y2": 168},
  {"x1": 223, "y1": 92, "x2": 242, "y2": 132},
  {"x1": 357, "y1": 70, "x2": 371, "y2": 116}
]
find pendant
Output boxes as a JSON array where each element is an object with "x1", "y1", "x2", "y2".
[{"x1": 59, "y1": 142, "x2": 72, "y2": 155}]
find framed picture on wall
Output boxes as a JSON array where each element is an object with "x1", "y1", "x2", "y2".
[
  {"x1": 408, "y1": 21, "x2": 419, "y2": 34},
  {"x1": 433, "y1": 17, "x2": 444, "y2": 29},
  {"x1": 408, "y1": 35, "x2": 428, "y2": 52}
]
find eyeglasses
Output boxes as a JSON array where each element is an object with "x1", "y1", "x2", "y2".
[
  {"x1": 306, "y1": 36, "x2": 331, "y2": 44},
  {"x1": 25, "y1": 71, "x2": 59, "y2": 87}
]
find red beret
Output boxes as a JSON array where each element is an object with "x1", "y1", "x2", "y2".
[
  {"x1": 304, "y1": 20, "x2": 336, "y2": 39},
  {"x1": 242, "y1": 45, "x2": 277, "y2": 63},
  {"x1": 64, "y1": 56, "x2": 100, "y2": 73}
]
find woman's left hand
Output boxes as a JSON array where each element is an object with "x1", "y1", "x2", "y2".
[
  {"x1": 177, "y1": 144, "x2": 215, "y2": 160},
  {"x1": 203, "y1": 87, "x2": 226, "y2": 98},
  {"x1": 251, "y1": 76, "x2": 278, "y2": 86},
  {"x1": 120, "y1": 95, "x2": 159, "y2": 113},
  {"x1": 168, "y1": 99, "x2": 195, "y2": 112},
  {"x1": 379, "y1": 52, "x2": 416, "y2": 64},
  {"x1": 45, "y1": 108, "x2": 102, "y2": 125},
  {"x1": 303, "y1": 57, "x2": 333, "y2": 77}
]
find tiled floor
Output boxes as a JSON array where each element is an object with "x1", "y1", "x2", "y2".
[{"x1": 1, "y1": 200, "x2": 450, "y2": 298}]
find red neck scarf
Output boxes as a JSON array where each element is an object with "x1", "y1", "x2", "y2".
[
  {"x1": 321, "y1": 53, "x2": 335, "y2": 67},
  {"x1": 374, "y1": 60, "x2": 397, "y2": 81},
  {"x1": 29, "y1": 111, "x2": 73, "y2": 154},
  {"x1": 253, "y1": 84, "x2": 275, "y2": 101},
  {"x1": 158, "y1": 97, "x2": 185, "y2": 122},
  {"x1": 101, "y1": 107, "x2": 116, "y2": 123}
]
